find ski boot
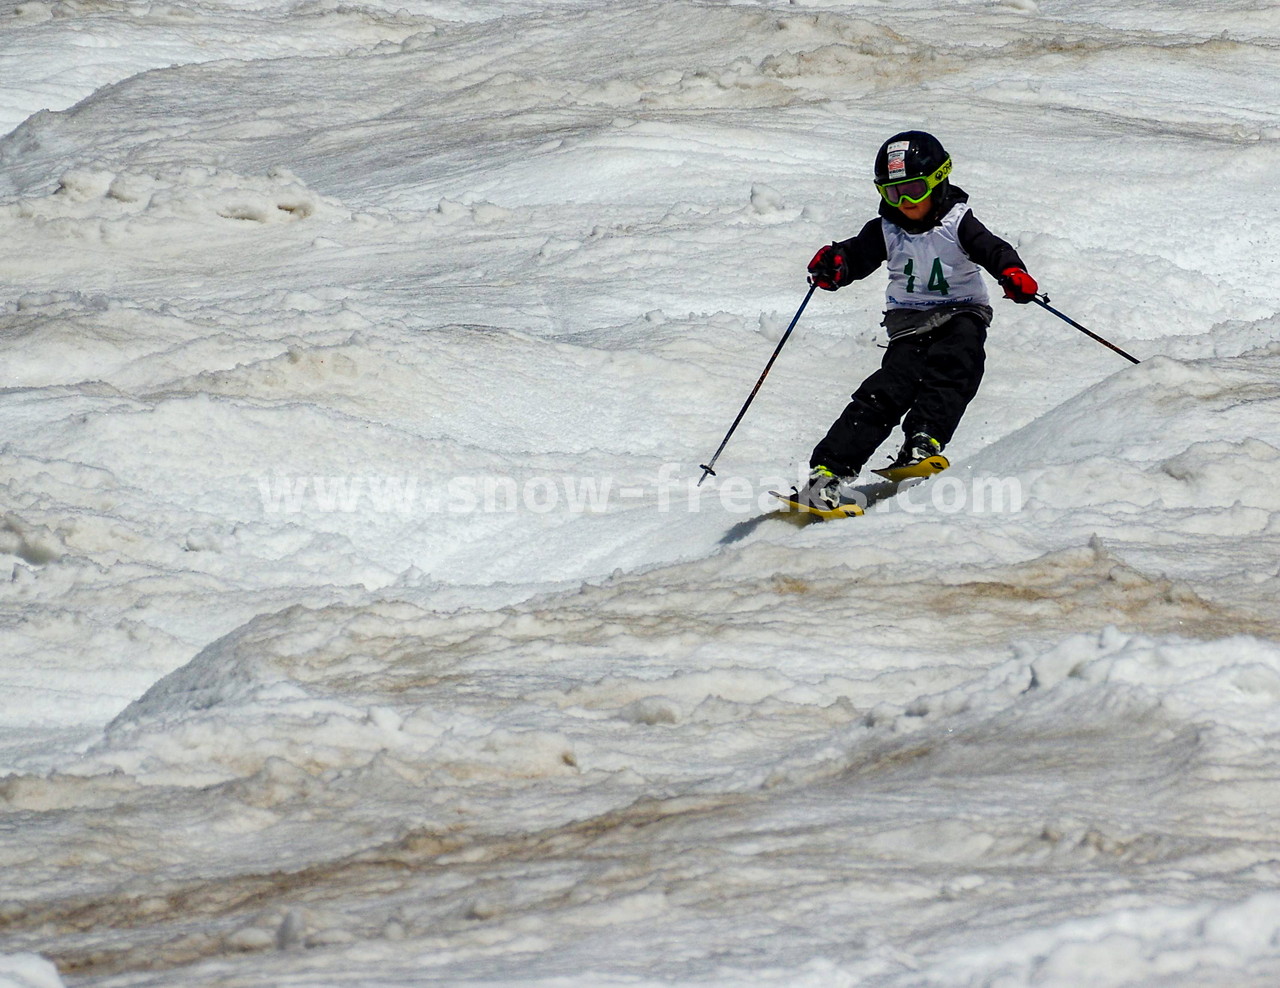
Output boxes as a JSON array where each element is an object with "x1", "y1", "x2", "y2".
[
  {"x1": 891, "y1": 432, "x2": 943, "y2": 469},
  {"x1": 770, "y1": 466, "x2": 863, "y2": 518},
  {"x1": 781, "y1": 464, "x2": 862, "y2": 516}
]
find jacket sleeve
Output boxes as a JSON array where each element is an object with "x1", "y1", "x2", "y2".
[
  {"x1": 833, "y1": 218, "x2": 888, "y2": 283},
  {"x1": 957, "y1": 211, "x2": 1025, "y2": 277}
]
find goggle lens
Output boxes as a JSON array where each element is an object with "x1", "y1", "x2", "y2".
[{"x1": 878, "y1": 178, "x2": 932, "y2": 205}]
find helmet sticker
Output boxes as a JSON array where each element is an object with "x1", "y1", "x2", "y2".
[{"x1": 885, "y1": 140, "x2": 912, "y2": 178}]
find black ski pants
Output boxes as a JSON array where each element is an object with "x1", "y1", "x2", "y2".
[{"x1": 810, "y1": 312, "x2": 987, "y2": 475}]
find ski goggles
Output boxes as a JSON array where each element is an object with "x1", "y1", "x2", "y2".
[{"x1": 875, "y1": 157, "x2": 952, "y2": 206}]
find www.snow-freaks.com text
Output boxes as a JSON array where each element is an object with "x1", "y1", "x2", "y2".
[{"x1": 256, "y1": 469, "x2": 1023, "y2": 517}]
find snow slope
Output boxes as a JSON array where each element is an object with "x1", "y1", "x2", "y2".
[{"x1": 1, "y1": 0, "x2": 1280, "y2": 985}]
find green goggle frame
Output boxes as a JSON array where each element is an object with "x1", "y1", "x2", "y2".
[{"x1": 875, "y1": 157, "x2": 952, "y2": 206}]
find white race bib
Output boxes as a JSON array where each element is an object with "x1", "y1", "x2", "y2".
[{"x1": 882, "y1": 203, "x2": 990, "y2": 310}]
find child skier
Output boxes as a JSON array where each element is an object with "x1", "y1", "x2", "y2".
[{"x1": 795, "y1": 130, "x2": 1038, "y2": 511}]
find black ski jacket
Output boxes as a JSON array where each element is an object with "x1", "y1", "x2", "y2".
[
  {"x1": 834, "y1": 184, "x2": 1024, "y2": 283},
  {"x1": 831, "y1": 184, "x2": 1026, "y2": 339}
]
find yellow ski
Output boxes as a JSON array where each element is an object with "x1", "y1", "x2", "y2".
[
  {"x1": 769, "y1": 490, "x2": 865, "y2": 519},
  {"x1": 871, "y1": 454, "x2": 949, "y2": 483}
]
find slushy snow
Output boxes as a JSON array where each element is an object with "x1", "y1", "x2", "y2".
[{"x1": 2, "y1": 0, "x2": 1280, "y2": 985}]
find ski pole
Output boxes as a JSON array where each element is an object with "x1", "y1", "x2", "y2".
[
  {"x1": 1033, "y1": 293, "x2": 1140, "y2": 364},
  {"x1": 698, "y1": 283, "x2": 817, "y2": 486}
]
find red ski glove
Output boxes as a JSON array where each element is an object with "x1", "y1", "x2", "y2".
[
  {"x1": 999, "y1": 267, "x2": 1038, "y2": 303},
  {"x1": 808, "y1": 244, "x2": 849, "y2": 292}
]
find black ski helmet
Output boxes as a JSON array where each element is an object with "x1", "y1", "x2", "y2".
[{"x1": 874, "y1": 131, "x2": 951, "y2": 187}]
